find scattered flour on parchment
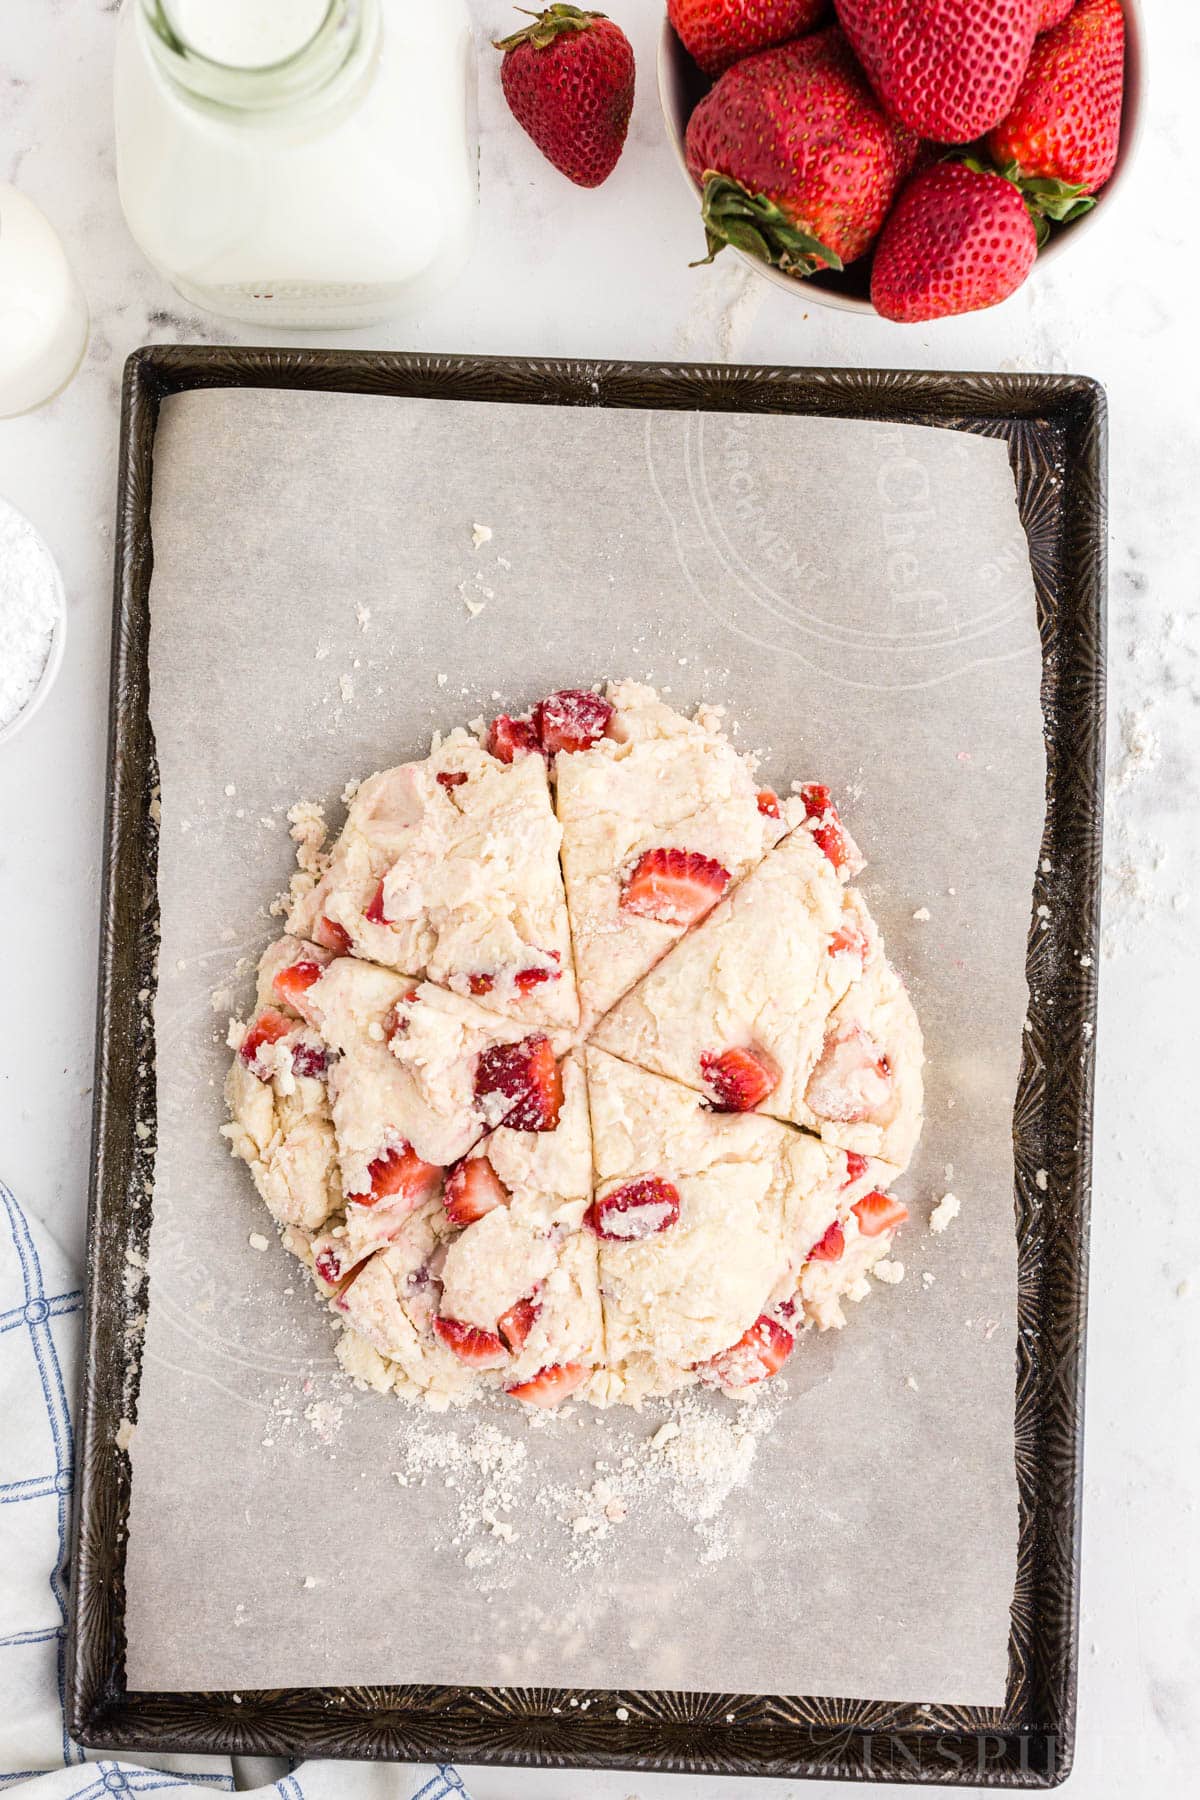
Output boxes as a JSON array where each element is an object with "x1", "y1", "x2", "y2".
[{"x1": 377, "y1": 1382, "x2": 787, "y2": 1583}]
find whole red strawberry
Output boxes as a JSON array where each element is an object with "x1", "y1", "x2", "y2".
[
  {"x1": 1037, "y1": 0, "x2": 1075, "y2": 28},
  {"x1": 685, "y1": 28, "x2": 916, "y2": 275},
  {"x1": 495, "y1": 6, "x2": 635, "y2": 188},
  {"x1": 988, "y1": 0, "x2": 1124, "y2": 194},
  {"x1": 870, "y1": 161, "x2": 1038, "y2": 321},
  {"x1": 669, "y1": 0, "x2": 829, "y2": 77},
  {"x1": 834, "y1": 0, "x2": 1040, "y2": 142}
]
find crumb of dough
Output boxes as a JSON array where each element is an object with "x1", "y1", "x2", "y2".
[
  {"x1": 355, "y1": 603, "x2": 371, "y2": 632},
  {"x1": 874, "y1": 1259, "x2": 905, "y2": 1285},
  {"x1": 115, "y1": 1417, "x2": 135, "y2": 1451},
  {"x1": 287, "y1": 801, "x2": 327, "y2": 875},
  {"x1": 930, "y1": 1192, "x2": 960, "y2": 1233},
  {"x1": 912, "y1": 906, "x2": 931, "y2": 922},
  {"x1": 248, "y1": 1232, "x2": 269, "y2": 1252},
  {"x1": 471, "y1": 522, "x2": 493, "y2": 549},
  {"x1": 1035, "y1": 1169, "x2": 1048, "y2": 1192}
]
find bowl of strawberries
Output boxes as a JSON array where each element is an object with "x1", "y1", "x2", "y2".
[{"x1": 658, "y1": 0, "x2": 1143, "y2": 320}]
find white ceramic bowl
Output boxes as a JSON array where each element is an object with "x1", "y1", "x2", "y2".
[
  {"x1": 658, "y1": 0, "x2": 1145, "y2": 315},
  {"x1": 0, "y1": 499, "x2": 67, "y2": 748}
]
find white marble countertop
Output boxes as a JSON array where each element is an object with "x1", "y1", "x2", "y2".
[{"x1": 1, "y1": 2, "x2": 1197, "y2": 1795}]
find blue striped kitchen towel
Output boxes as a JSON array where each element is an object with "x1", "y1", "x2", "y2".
[{"x1": 0, "y1": 1180, "x2": 470, "y2": 1800}]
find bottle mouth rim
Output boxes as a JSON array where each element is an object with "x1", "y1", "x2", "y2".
[
  {"x1": 149, "y1": 0, "x2": 338, "y2": 73},
  {"x1": 140, "y1": 0, "x2": 370, "y2": 111}
]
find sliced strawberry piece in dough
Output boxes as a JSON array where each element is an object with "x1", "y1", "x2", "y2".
[
  {"x1": 443, "y1": 1156, "x2": 509, "y2": 1226},
  {"x1": 828, "y1": 922, "x2": 868, "y2": 966},
  {"x1": 488, "y1": 714, "x2": 540, "y2": 763},
  {"x1": 756, "y1": 788, "x2": 781, "y2": 819},
  {"x1": 239, "y1": 1008, "x2": 293, "y2": 1074},
  {"x1": 497, "y1": 1295, "x2": 540, "y2": 1353},
  {"x1": 314, "y1": 915, "x2": 354, "y2": 956},
  {"x1": 507, "y1": 1362, "x2": 588, "y2": 1407},
  {"x1": 364, "y1": 880, "x2": 388, "y2": 926},
  {"x1": 363, "y1": 1143, "x2": 443, "y2": 1208},
  {"x1": 619, "y1": 848, "x2": 731, "y2": 926},
  {"x1": 800, "y1": 783, "x2": 862, "y2": 875},
  {"x1": 437, "y1": 770, "x2": 468, "y2": 789},
  {"x1": 587, "y1": 1176, "x2": 681, "y2": 1241},
  {"x1": 841, "y1": 1150, "x2": 870, "y2": 1188},
  {"x1": 290, "y1": 1040, "x2": 329, "y2": 1079},
  {"x1": 807, "y1": 1219, "x2": 845, "y2": 1262},
  {"x1": 705, "y1": 1315, "x2": 794, "y2": 1388},
  {"x1": 474, "y1": 1035, "x2": 563, "y2": 1131},
  {"x1": 533, "y1": 689, "x2": 614, "y2": 755},
  {"x1": 272, "y1": 959, "x2": 325, "y2": 1015},
  {"x1": 852, "y1": 1191, "x2": 909, "y2": 1237},
  {"x1": 806, "y1": 1025, "x2": 893, "y2": 1123},
  {"x1": 700, "y1": 1045, "x2": 779, "y2": 1113},
  {"x1": 514, "y1": 950, "x2": 561, "y2": 992},
  {"x1": 433, "y1": 1315, "x2": 509, "y2": 1367}
]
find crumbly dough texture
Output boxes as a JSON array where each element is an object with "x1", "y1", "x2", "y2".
[{"x1": 224, "y1": 683, "x2": 925, "y2": 1410}]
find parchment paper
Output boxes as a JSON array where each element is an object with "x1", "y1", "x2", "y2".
[{"x1": 124, "y1": 387, "x2": 1041, "y2": 1703}]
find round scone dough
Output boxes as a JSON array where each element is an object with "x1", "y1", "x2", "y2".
[{"x1": 223, "y1": 683, "x2": 924, "y2": 1411}]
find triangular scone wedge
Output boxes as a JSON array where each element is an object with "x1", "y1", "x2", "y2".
[
  {"x1": 331, "y1": 1054, "x2": 603, "y2": 1409},
  {"x1": 586, "y1": 1049, "x2": 912, "y2": 1402},
  {"x1": 555, "y1": 680, "x2": 791, "y2": 1023},
  {"x1": 585, "y1": 1048, "x2": 823, "y2": 1403},
  {"x1": 297, "y1": 957, "x2": 571, "y2": 1178},
  {"x1": 439, "y1": 1053, "x2": 604, "y2": 1393},
  {"x1": 590, "y1": 827, "x2": 862, "y2": 1119},
  {"x1": 288, "y1": 728, "x2": 579, "y2": 1032},
  {"x1": 255, "y1": 946, "x2": 575, "y2": 1281}
]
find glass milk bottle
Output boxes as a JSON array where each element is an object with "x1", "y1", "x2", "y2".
[{"x1": 113, "y1": 0, "x2": 477, "y2": 328}]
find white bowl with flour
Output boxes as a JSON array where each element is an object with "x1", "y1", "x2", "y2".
[{"x1": 0, "y1": 497, "x2": 67, "y2": 747}]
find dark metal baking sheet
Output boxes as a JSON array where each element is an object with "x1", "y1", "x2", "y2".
[{"x1": 67, "y1": 347, "x2": 1105, "y2": 1785}]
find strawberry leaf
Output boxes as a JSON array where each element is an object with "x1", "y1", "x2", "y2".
[
  {"x1": 1019, "y1": 178, "x2": 1097, "y2": 223},
  {"x1": 694, "y1": 174, "x2": 843, "y2": 278},
  {"x1": 494, "y1": 4, "x2": 606, "y2": 51}
]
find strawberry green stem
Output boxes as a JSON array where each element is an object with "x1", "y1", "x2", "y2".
[
  {"x1": 494, "y1": 4, "x2": 606, "y2": 51},
  {"x1": 958, "y1": 155, "x2": 1095, "y2": 249},
  {"x1": 694, "y1": 174, "x2": 843, "y2": 278}
]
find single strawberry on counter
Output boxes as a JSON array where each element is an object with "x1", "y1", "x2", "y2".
[
  {"x1": 668, "y1": 0, "x2": 829, "y2": 78},
  {"x1": 870, "y1": 160, "x2": 1038, "y2": 322},
  {"x1": 834, "y1": 0, "x2": 1041, "y2": 142},
  {"x1": 987, "y1": 0, "x2": 1124, "y2": 211},
  {"x1": 495, "y1": 5, "x2": 635, "y2": 189},
  {"x1": 684, "y1": 28, "x2": 915, "y2": 278}
]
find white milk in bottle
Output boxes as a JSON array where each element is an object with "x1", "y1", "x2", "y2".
[{"x1": 113, "y1": 0, "x2": 477, "y2": 328}]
